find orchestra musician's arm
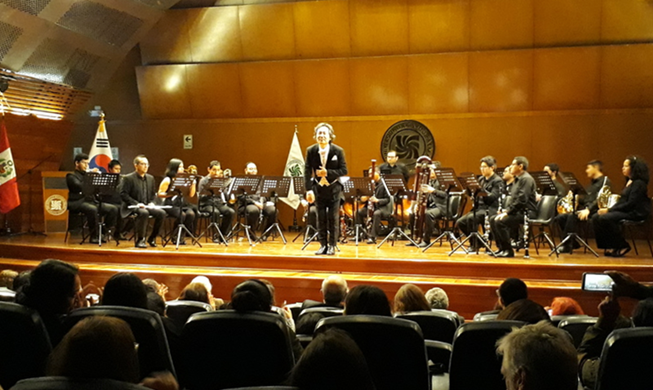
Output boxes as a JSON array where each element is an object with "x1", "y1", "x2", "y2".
[
  {"x1": 484, "y1": 177, "x2": 503, "y2": 205},
  {"x1": 600, "y1": 179, "x2": 648, "y2": 215},
  {"x1": 157, "y1": 177, "x2": 171, "y2": 198}
]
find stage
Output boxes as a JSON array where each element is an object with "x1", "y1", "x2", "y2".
[{"x1": 1, "y1": 233, "x2": 651, "y2": 319}]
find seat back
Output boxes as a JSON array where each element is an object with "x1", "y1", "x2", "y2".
[
  {"x1": 447, "y1": 194, "x2": 465, "y2": 220},
  {"x1": 180, "y1": 310, "x2": 295, "y2": 390},
  {"x1": 284, "y1": 302, "x2": 302, "y2": 322},
  {"x1": 65, "y1": 306, "x2": 175, "y2": 380},
  {"x1": 550, "y1": 314, "x2": 589, "y2": 327},
  {"x1": 473, "y1": 310, "x2": 499, "y2": 322},
  {"x1": 533, "y1": 195, "x2": 557, "y2": 223},
  {"x1": 558, "y1": 316, "x2": 598, "y2": 348},
  {"x1": 12, "y1": 377, "x2": 146, "y2": 390},
  {"x1": 297, "y1": 306, "x2": 343, "y2": 322},
  {"x1": 315, "y1": 315, "x2": 430, "y2": 390},
  {"x1": 396, "y1": 310, "x2": 459, "y2": 343},
  {"x1": 595, "y1": 327, "x2": 653, "y2": 390},
  {"x1": 0, "y1": 288, "x2": 16, "y2": 302},
  {"x1": 165, "y1": 300, "x2": 212, "y2": 329},
  {"x1": 449, "y1": 320, "x2": 525, "y2": 390},
  {"x1": 0, "y1": 302, "x2": 52, "y2": 389}
]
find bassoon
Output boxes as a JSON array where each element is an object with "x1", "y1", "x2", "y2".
[{"x1": 411, "y1": 156, "x2": 433, "y2": 243}]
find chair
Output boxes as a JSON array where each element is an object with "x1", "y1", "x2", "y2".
[
  {"x1": 165, "y1": 300, "x2": 213, "y2": 329},
  {"x1": 180, "y1": 310, "x2": 295, "y2": 390},
  {"x1": 224, "y1": 387, "x2": 298, "y2": 390},
  {"x1": 65, "y1": 306, "x2": 176, "y2": 380},
  {"x1": 0, "y1": 302, "x2": 52, "y2": 390},
  {"x1": 473, "y1": 310, "x2": 499, "y2": 322},
  {"x1": 595, "y1": 327, "x2": 653, "y2": 390},
  {"x1": 620, "y1": 199, "x2": 653, "y2": 256},
  {"x1": 0, "y1": 288, "x2": 16, "y2": 302},
  {"x1": 12, "y1": 377, "x2": 146, "y2": 390},
  {"x1": 527, "y1": 195, "x2": 558, "y2": 255},
  {"x1": 315, "y1": 315, "x2": 430, "y2": 390},
  {"x1": 550, "y1": 314, "x2": 589, "y2": 327},
  {"x1": 297, "y1": 306, "x2": 343, "y2": 322},
  {"x1": 449, "y1": 320, "x2": 525, "y2": 390},
  {"x1": 284, "y1": 302, "x2": 302, "y2": 322},
  {"x1": 558, "y1": 316, "x2": 599, "y2": 348},
  {"x1": 64, "y1": 211, "x2": 89, "y2": 244}
]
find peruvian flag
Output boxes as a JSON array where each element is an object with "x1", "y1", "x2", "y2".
[{"x1": 0, "y1": 118, "x2": 20, "y2": 214}]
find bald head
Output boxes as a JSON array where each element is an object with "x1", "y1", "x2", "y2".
[{"x1": 321, "y1": 276, "x2": 348, "y2": 306}]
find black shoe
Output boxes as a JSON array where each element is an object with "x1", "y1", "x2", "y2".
[
  {"x1": 496, "y1": 249, "x2": 515, "y2": 258},
  {"x1": 612, "y1": 244, "x2": 632, "y2": 258},
  {"x1": 147, "y1": 238, "x2": 157, "y2": 248},
  {"x1": 417, "y1": 241, "x2": 430, "y2": 249},
  {"x1": 135, "y1": 239, "x2": 147, "y2": 248},
  {"x1": 405, "y1": 241, "x2": 417, "y2": 247},
  {"x1": 315, "y1": 246, "x2": 328, "y2": 255},
  {"x1": 367, "y1": 238, "x2": 376, "y2": 245},
  {"x1": 556, "y1": 246, "x2": 572, "y2": 254},
  {"x1": 326, "y1": 246, "x2": 336, "y2": 255}
]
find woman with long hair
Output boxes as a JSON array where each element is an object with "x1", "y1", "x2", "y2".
[{"x1": 158, "y1": 158, "x2": 197, "y2": 245}]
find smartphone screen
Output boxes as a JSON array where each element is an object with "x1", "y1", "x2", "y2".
[{"x1": 582, "y1": 272, "x2": 614, "y2": 292}]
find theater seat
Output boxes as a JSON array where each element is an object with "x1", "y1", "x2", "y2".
[
  {"x1": 315, "y1": 315, "x2": 430, "y2": 390},
  {"x1": 449, "y1": 320, "x2": 525, "y2": 390},
  {"x1": 0, "y1": 302, "x2": 52, "y2": 390},
  {"x1": 65, "y1": 306, "x2": 175, "y2": 380},
  {"x1": 595, "y1": 327, "x2": 653, "y2": 390},
  {"x1": 165, "y1": 300, "x2": 212, "y2": 329},
  {"x1": 558, "y1": 316, "x2": 599, "y2": 348},
  {"x1": 11, "y1": 377, "x2": 145, "y2": 390}
]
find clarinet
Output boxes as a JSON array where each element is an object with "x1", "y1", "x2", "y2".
[
  {"x1": 366, "y1": 159, "x2": 376, "y2": 234},
  {"x1": 523, "y1": 211, "x2": 530, "y2": 259}
]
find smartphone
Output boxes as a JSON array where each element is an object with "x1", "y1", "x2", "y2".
[{"x1": 581, "y1": 272, "x2": 614, "y2": 292}]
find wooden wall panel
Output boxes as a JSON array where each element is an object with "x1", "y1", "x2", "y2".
[
  {"x1": 407, "y1": 0, "x2": 470, "y2": 53},
  {"x1": 239, "y1": 3, "x2": 296, "y2": 61},
  {"x1": 140, "y1": 11, "x2": 191, "y2": 65},
  {"x1": 601, "y1": 45, "x2": 653, "y2": 109},
  {"x1": 408, "y1": 53, "x2": 469, "y2": 114},
  {"x1": 293, "y1": 0, "x2": 351, "y2": 59},
  {"x1": 136, "y1": 65, "x2": 193, "y2": 119},
  {"x1": 533, "y1": 47, "x2": 600, "y2": 110},
  {"x1": 349, "y1": 0, "x2": 409, "y2": 56},
  {"x1": 469, "y1": 50, "x2": 533, "y2": 112},
  {"x1": 294, "y1": 59, "x2": 351, "y2": 117},
  {"x1": 239, "y1": 61, "x2": 296, "y2": 117},
  {"x1": 602, "y1": 0, "x2": 653, "y2": 43},
  {"x1": 533, "y1": 0, "x2": 601, "y2": 46},
  {"x1": 349, "y1": 57, "x2": 409, "y2": 115},
  {"x1": 470, "y1": 0, "x2": 533, "y2": 50},
  {"x1": 186, "y1": 63, "x2": 243, "y2": 119},
  {"x1": 187, "y1": 7, "x2": 243, "y2": 63}
]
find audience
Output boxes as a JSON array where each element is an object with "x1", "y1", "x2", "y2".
[
  {"x1": 0, "y1": 269, "x2": 18, "y2": 290},
  {"x1": 189, "y1": 276, "x2": 223, "y2": 308},
  {"x1": 177, "y1": 283, "x2": 210, "y2": 305},
  {"x1": 143, "y1": 278, "x2": 168, "y2": 300},
  {"x1": 344, "y1": 285, "x2": 391, "y2": 317},
  {"x1": 301, "y1": 275, "x2": 348, "y2": 310},
  {"x1": 498, "y1": 278, "x2": 528, "y2": 309},
  {"x1": 393, "y1": 284, "x2": 430, "y2": 314},
  {"x1": 15, "y1": 259, "x2": 84, "y2": 346},
  {"x1": 102, "y1": 273, "x2": 149, "y2": 309},
  {"x1": 288, "y1": 328, "x2": 375, "y2": 390},
  {"x1": 425, "y1": 287, "x2": 450, "y2": 310},
  {"x1": 12, "y1": 270, "x2": 31, "y2": 294},
  {"x1": 548, "y1": 296, "x2": 585, "y2": 316},
  {"x1": 497, "y1": 299, "x2": 551, "y2": 324},
  {"x1": 497, "y1": 321, "x2": 578, "y2": 390}
]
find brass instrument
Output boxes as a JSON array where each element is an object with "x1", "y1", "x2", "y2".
[
  {"x1": 557, "y1": 191, "x2": 574, "y2": 214},
  {"x1": 223, "y1": 169, "x2": 232, "y2": 178},
  {"x1": 410, "y1": 156, "x2": 433, "y2": 243},
  {"x1": 597, "y1": 185, "x2": 620, "y2": 209},
  {"x1": 186, "y1": 165, "x2": 198, "y2": 175}
]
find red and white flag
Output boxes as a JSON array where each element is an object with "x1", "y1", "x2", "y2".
[
  {"x1": 0, "y1": 118, "x2": 20, "y2": 213},
  {"x1": 88, "y1": 116, "x2": 113, "y2": 173}
]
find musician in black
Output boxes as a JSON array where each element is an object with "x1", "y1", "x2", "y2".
[
  {"x1": 66, "y1": 153, "x2": 119, "y2": 244},
  {"x1": 592, "y1": 156, "x2": 651, "y2": 257},
  {"x1": 240, "y1": 162, "x2": 277, "y2": 239},
  {"x1": 158, "y1": 158, "x2": 197, "y2": 245},
  {"x1": 543, "y1": 163, "x2": 567, "y2": 197},
  {"x1": 355, "y1": 166, "x2": 392, "y2": 244},
  {"x1": 120, "y1": 155, "x2": 166, "y2": 248},
  {"x1": 416, "y1": 162, "x2": 447, "y2": 248},
  {"x1": 554, "y1": 160, "x2": 611, "y2": 254},
  {"x1": 489, "y1": 156, "x2": 538, "y2": 258},
  {"x1": 305, "y1": 123, "x2": 348, "y2": 256},
  {"x1": 106, "y1": 159, "x2": 126, "y2": 240},
  {"x1": 198, "y1": 160, "x2": 235, "y2": 241},
  {"x1": 455, "y1": 156, "x2": 503, "y2": 250},
  {"x1": 379, "y1": 150, "x2": 409, "y2": 183}
]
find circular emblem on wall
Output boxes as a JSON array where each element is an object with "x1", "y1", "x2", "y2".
[
  {"x1": 45, "y1": 194, "x2": 67, "y2": 216},
  {"x1": 380, "y1": 120, "x2": 435, "y2": 171}
]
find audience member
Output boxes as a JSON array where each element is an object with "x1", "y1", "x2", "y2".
[
  {"x1": 498, "y1": 278, "x2": 528, "y2": 308},
  {"x1": 301, "y1": 275, "x2": 348, "y2": 310},
  {"x1": 147, "y1": 291, "x2": 166, "y2": 316},
  {"x1": 177, "y1": 283, "x2": 210, "y2": 304},
  {"x1": 296, "y1": 312, "x2": 325, "y2": 335},
  {"x1": 16, "y1": 259, "x2": 84, "y2": 346},
  {"x1": 12, "y1": 270, "x2": 31, "y2": 294},
  {"x1": 344, "y1": 285, "x2": 391, "y2": 317},
  {"x1": 393, "y1": 284, "x2": 430, "y2": 314},
  {"x1": 548, "y1": 297, "x2": 585, "y2": 316},
  {"x1": 102, "y1": 273, "x2": 148, "y2": 309},
  {"x1": 497, "y1": 321, "x2": 578, "y2": 390},
  {"x1": 259, "y1": 278, "x2": 295, "y2": 332},
  {"x1": 0, "y1": 269, "x2": 18, "y2": 290},
  {"x1": 288, "y1": 328, "x2": 375, "y2": 390},
  {"x1": 189, "y1": 276, "x2": 223, "y2": 308},
  {"x1": 497, "y1": 299, "x2": 550, "y2": 324},
  {"x1": 143, "y1": 278, "x2": 168, "y2": 300},
  {"x1": 425, "y1": 287, "x2": 449, "y2": 310}
]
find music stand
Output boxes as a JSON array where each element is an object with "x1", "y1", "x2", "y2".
[
  {"x1": 449, "y1": 173, "x2": 496, "y2": 256},
  {"x1": 161, "y1": 173, "x2": 202, "y2": 250},
  {"x1": 549, "y1": 172, "x2": 597, "y2": 257},
  {"x1": 255, "y1": 176, "x2": 290, "y2": 244},
  {"x1": 226, "y1": 175, "x2": 261, "y2": 246},
  {"x1": 83, "y1": 172, "x2": 120, "y2": 247},
  {"x1": 423, "y1": 168, "x2": 467, "y2": 253},
  {"x1": 196, "y1": 177, "x2": 229, "y2": 246},
  {"x1": 346, "y1": 177, "x2": 374, "y2": 246},
  {"x1": 377, "y1": 175, "x2": 417, "y2": 248},
  {"x1": 291, "y1": 178, "x2": 318, "y2": 244}
]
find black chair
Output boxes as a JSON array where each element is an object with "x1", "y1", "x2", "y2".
[
  {"x1": 472, "y1": 310, "x2": 499, "y2": 322},
  {"x1": 224, "y1": 387, "x2": 298, "y2": 390},
  {"x1": 449, "y1": 320, "x2": 525, "y2": 390},
  {"x1": 550, "y1": 314, "x2": 589, "y2": 327},
  {"x1": 0, "y1": 302, "x2": 52, "y2": 390},
  {"x1": 527, "y1": 194, "x2": 558, "y2": 254},
  {"x1": 315, "y1": 315, "x2": 430, "y2": 390},
  {"x1": 64, "y1": 211, "x2": 89, "y2": 244},
  {"x1": 65, "y1": 306, "x2": 176, "y2": 380},
  {"x1": 620, "y1": 199, "x2": 653, "y2": 256},
  {"x1": 297, "y1": 306, "x2": 343, "y2": 322},
  {"x1": 165, "y1": 300, "x2": 212, "y2": 329},
  {"x1": 595, "y1": 327, "x2": 653, "y2": 390},
  {"x1": 558, "y1": 316, "x2": 599, "y2": 348},
  {"x1": 12, "y1": 377, "x2": 146, "y2": 390},
  {"x1": 396, "y1": 310, "x2": 458, "y2": 344},
  {"x1": 180, "y1": 310, "x2": 295, "y2": 390},
  {"x1": 284, "y1": 302, "x2": 302, "y2": 322},
  {"x1": 0, "y1": 288, "x2": 16, "y2": 302}
]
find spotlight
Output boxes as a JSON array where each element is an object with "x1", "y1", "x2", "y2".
[{"x1": 0, "y1": 78, "x2": 8, "y2": 93}]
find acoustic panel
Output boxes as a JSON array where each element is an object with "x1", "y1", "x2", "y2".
[
  {"x1": 0, "y1": 21, "x2": 22, "y2": 62},
  {"x1": 0, "y1": 0, "x2": 51, "y2": 16}
]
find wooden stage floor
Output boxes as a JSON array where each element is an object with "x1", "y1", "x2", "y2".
[{"x1": 1, "y1": 233, "x2": 651, "y2": 319}]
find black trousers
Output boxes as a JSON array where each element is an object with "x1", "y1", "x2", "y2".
[
  {"x1": 200, "y1": 204, "x2": 235, "y2": 235},
  {"x1": 456, "y1": 209, "x2": 490, "y2": 246},
  {"x1": 69, "y1": 201, "x2": 118, "y2": 236},
  {"x1": 355, "y1": 207, "x2": 391, "y2": 238},
  {"x1": 555, "y1": 212, "x2": 592, "y2": 248},
  {"x1": 131, "y1": 207, "x2": 166, "y2": 241},
  {"x1": 241, "y1": 204, "x2": 277, "y2": 232},
  {"x1": 490, "y1": 213, "x2": 525, "y2": 252},
  {"x1": 591, "y1": 211, "x2": 631, "y2": 250},
  {"x1": 423, "y1": 207, "x2": 444, "y2": 242},
  {"x1": 316, "y1": 188, "x2": 341, "y2": 247}
]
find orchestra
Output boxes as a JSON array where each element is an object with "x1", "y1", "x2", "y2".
[{"x1": 69, "y1": 144, "x2": 650, "y2": 258}]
